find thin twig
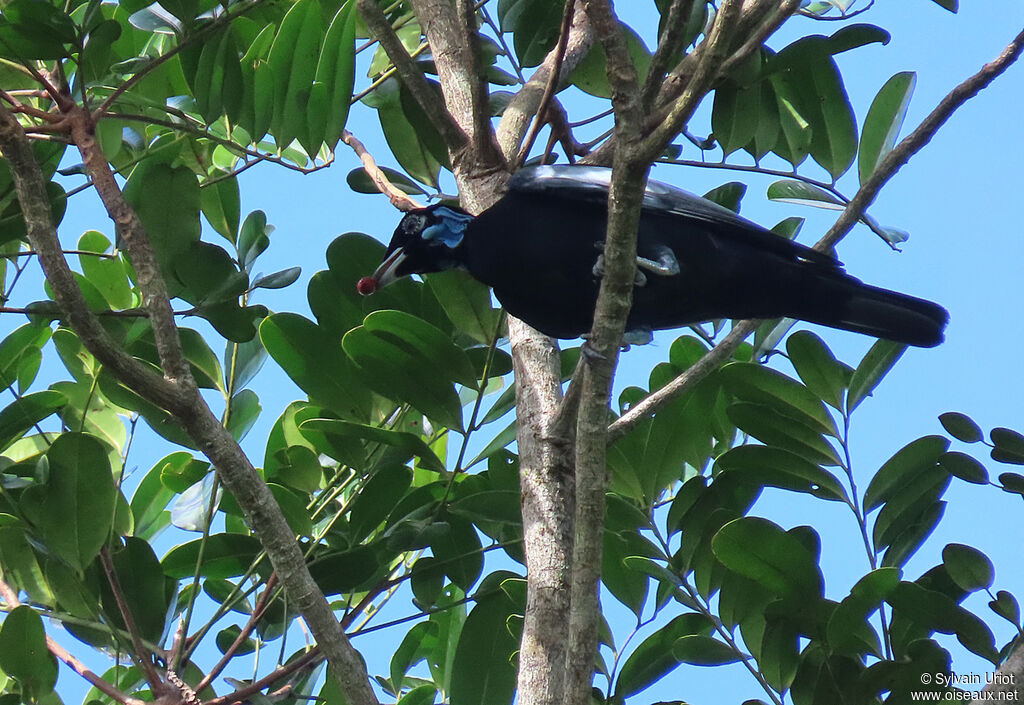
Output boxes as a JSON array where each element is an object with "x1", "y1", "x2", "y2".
[
  {"x1": 357, "y1": 0, "x2": 467, "y2": 153},
  {"x1": 95, "y1": 0, "x2": 266, "y2": 119},
  {"x1": 515, "y1": 0, "x2": 576, "y2": 168},
  {"x1": 341, "y1": 130, "x2": 425, "y2": 210},
  {"x1": 0, "y1": 577, "x2": 146, "y2": 705},
  {"x1": 195, "y1": 574, "x2": 279, "y2": 692},
  {"x1": 609, "y1": 22, "x2": 1024, "y2": 440},
  {"x1": 99, "y1": 547, "x2": 163, "y2": 689}
]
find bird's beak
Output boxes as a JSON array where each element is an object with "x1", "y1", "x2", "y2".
[{"x1": 368, "y1": 247, "x2": 407, "y2": 289}]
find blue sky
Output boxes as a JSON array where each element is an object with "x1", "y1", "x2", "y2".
[{"x1": 34, "y1": 1, "x2": 1024, "y2": 703}]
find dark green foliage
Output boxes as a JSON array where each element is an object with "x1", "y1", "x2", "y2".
[{"x1": 0, "y1": 3, "x2": 1010, "y2": 705}]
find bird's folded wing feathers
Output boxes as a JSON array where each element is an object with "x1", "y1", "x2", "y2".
[{"x1": 509, "y1": 165, "x2": 840, "y2": 267}]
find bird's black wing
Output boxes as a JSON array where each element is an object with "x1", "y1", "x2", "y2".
[{"x1": 508, "y1": 165, "x2": 840, "y2": 267}]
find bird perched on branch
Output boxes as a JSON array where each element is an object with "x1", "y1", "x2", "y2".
[{"x1": 358, "y1": 165, "x2": 948, "y2": 348}]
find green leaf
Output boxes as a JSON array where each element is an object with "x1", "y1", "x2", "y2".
[
  {"x1": 726, "y1": 402, "x2": 841, "y2": 466},
  {"x1": 191, "y1": 27, "x2": 244, "y2": 123},
  {"x1": 215, "y1": 625, "x2": 256, "y2": 655},
  {"x1": 252, "y1": 267, "x2": 301, "y2": 290},
  {"x1": 614, "y1": 614, "x2": 712, "y2": 698},
  {"x1": 847, "y1": 339, "x2": 906, "y2": 411},
  {"x1": 100, "y1": 538, "x2": 173, "y2": 642},
  {"x1": 398, "y1": 685, "x2": 438, "y2": 705},
  {"x1": 711, "y1": 517, "x2": 824, "y2": 601},
  {"x1": 942, "y1": 543, "x2": 994, "y2": 592},
  {"x1": 368, "y1": 78, "x2": 443, "y2": 188},
  {"x1": 873, "y1": 470, "x2": 949, "y2": 554},
  {"x1": 766, "y1": 180, "x2": 844, "y2": 210},
  {"x1": 20, "y1": 433, "x2": 116, "y2": 573},
  {"x1": 998, "y1": 472, "x2": 1024, "y2": 494},
  {"x1": 200, "y1": 171, "x2": 241, "y2": 243},
  {"x1": 0, "y1": 526, "x2": 54, "y2": 606},
  {"x1": 568, "y1": 21, "x2": 651, "y2": 98},
  {"x1": 938, "y1": 451, "x2": 988, "y2": 485},
  {"x1": 720, "y1": 362, "x2": 837, "y2": 437},
  {"x1": 304, "y1": 419, "x2": 445, "y2": 472},
  {"x1": 391, "y1": 621, "x2": 439, "y2": 693},
  {"x1": 346, "y1": 166, "x2": 426, "y2": 196},
  {"x1": 713, "y1": 82, "x2": 762, "y2": 156},
  {"x1": 316, "y1": 0, "x2": 357, "y2": 148},
  {"x1": 863, "y1": 435, "x2": 950, "y2": 513},
  {"x1": 0, "y1": 390, "x2": 65, "y2": 451},
  {"x1": 497, "y1": 0, "x2": 564, "y2": 68},
  {"x1": 343, "y1": 310, "x2": 476, "y2": 432},
  {"x1": 267, "y1": 0, "x2": 323, "y2": 149},
  {"x1": 226, "y1": 389, "x2": 260, "y2": 442},
  {"x1": 122, "y1": 162, "x2": 200, "y2": 282},
  {"x1": 425, "y1": 270, "x2": 503, "y2": 345},
  {"x1": 77, "y1": 231, "x2": 133, "y2": 309},
  {"x1": 0, "y1": 606, "x2": 57, "y2": 700},
  {"x1": 879, "y1": 501, "x2": 944, "y2": 569},
  {"x1": 0, "y1": 393, "x2": 56, "y2": 455},
  {"x1": 131, "y1": 455, "x2": 178, "y2": 541},
  {"x1": 602, "y1": 531, "x2": 652, "y2": 617},
  {"x1": 449, "y1": 572, "x2": 521, "y2": 705},
  {"x1": 939, "y1": 411, "x2": 983, "y2": 443},
  {"x1": 260, "y1": 313, "x2": 373, "y2": 420},
  {"x1": 0, "y1": 0, "x2": 73, "y2": 59},
  {"x1": 702, "y1": 182, "x2": 746, "y2": 212},
  {"x1": 0, "y1": 323, "x2": 52, "y2": 389},
  {"x1": 162, "y1": 534, "x2": 265, "y2": 579},
  {"x1": 346, "y1": 464, "x2": 413, "y2": 542},
  {"x1": 826, "y1": 23, "x2": 891, "y2": 54},
  {"x1": 771, "y1": 88, "x2": 811, "y2": 167},
  {"x1": 786, "y1": 331, "x2": 850, "y2": 410},
  {"x1": 715, "y1": 445, "x2": 847, "y2": 502},
  {"x1": 859, "y1": 72, "x2": 916, "y2": 185},
  {"x1": 430, "y1": 515, "x2": 482, "y2": 590},
  {"x1": 771, "y1": 37, "x2": 858, "y2": 179},
  {"x1": 928, "y1": 0, "x2": 958, "y2": 12},
  {"x1": 159, "y1": 453, "x2": 210, "y2": 493},
  {"x1": 990, "y1": 427, "x2": 1024, "y2": 465},
  {"x1": 989, "y1": 590, "x2": 1020, "y2": 627},
  {"x1": 672, "y1": 635, "x2": 743, "y2": 666},
  {"x1": 237, "y1": 209, "x2": 271, "y2": 273},
  {"x1": 887, "y1": 582, "x2": 997, "y2": 663}
]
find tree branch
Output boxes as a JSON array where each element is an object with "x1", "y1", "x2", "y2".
[
  {"x1": 0, "y1": 105, "x2": 380, "y2": 705},
  {"x1": 496, "y1": 5, "x2": 593, "y2": 164},
  {"x1": 98, "y1": 547, "x2": 163, "y2": 690},
  {"x1": 817, "y1": 23, "x2": 1024, "y2": 252},
  {"x1": 357, "y1": 0, "x2": 468, "y2": 154},
  {"x1": 640, "y1": 0, "x2": 695, "y2": 110},
  {"x1": 0, "y1": 576, "x2": 146, "y2": 705},
  {"x1": 636, "y1": 0, "x2": 743, "y2": 163},
  {"x1": 514, "y1": 0, "x2": 577, "y2": 168},
  {"x1": 341, "y1": 129, "x2": 425, "y2": 210},
  {"x1": 608, "y1": 22, "x2": 1024, "y2": 442},
  {"x1": 67, "y1": 106, "x2": 192, "y2": 389},
  {"x1": 567, "y1": 3, "x2": 648, "y2": 704}
]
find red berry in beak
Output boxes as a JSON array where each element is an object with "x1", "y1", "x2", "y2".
[{"x1": 356, "y1": 276, "x2": 378, "y2": 296}]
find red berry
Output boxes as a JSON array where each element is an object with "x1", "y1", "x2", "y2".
[{"x1": 356, "y1": 276, "x2": 377, "y2": 296}]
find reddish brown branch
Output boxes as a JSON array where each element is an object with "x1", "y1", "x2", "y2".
[
  {"x1": 0, "y1": 576, "x2": 146, "y2": 705},
  {"x1": 515, "y1": 0, "x2": 577, "y2": 168},
  {"x1": 341, "y1": 130, "x2": 425, "y2": 211},
  {"x1": 99, "y1": 547, "x2": 163, "y2": 689}
]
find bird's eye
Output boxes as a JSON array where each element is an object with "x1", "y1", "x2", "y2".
[{"x1": 403, "y1": 213, "x2": 427, "y2": 233}]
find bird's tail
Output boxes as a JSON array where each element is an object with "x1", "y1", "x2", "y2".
[{"x1": 787, "y1": 273, "x2": 949, "y2": 348}]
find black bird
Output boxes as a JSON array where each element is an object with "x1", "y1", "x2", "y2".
[{"x1": 359, "y1": 166, "x2": 948, "y2": 348}]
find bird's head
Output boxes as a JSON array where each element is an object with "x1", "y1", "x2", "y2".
[{"x1": 357, "y1": 204, "x2": 474, "y2": 295}]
